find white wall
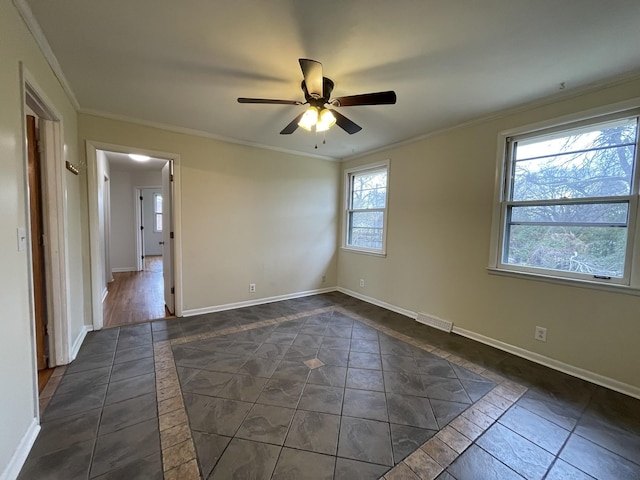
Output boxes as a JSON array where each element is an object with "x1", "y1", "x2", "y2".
[
  {"x1": 0, "y1": 1, "x2": 85, "y2": 476},
  {"x1": 109, "y1": 168, "x2": 163, "y2": 271},
  {"x1": 79, "y1": 114, "x2": 340, "y2": 312},
  {"x1": 339, "y1": 77, "x2": 640, "y2": 394}
]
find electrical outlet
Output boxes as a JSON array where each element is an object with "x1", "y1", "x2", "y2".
[
  {"x1": 359, "y1": 278, "x2": 365, "y2": 288},
  {"x1": 322, "y1": 275, "x2": 326, "y2": 283},
  {"x1": 535, "y1": 326, "x2": 547, "y2": 342},
  {"x1": 249, "y1": 283, "x2": 256, "y2": 293}
]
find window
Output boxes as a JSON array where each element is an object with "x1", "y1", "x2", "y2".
[
  {"x1": 154, "y1": 193, "x2": 163, "y2": 232},
  {"x1": 344, "y1": 161, "x2": 389, "y2": 254},
  {"x1": 491, "y1": 108, "x2": 640, "y2": 287}
]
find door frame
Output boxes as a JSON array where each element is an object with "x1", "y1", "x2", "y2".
[
  {"x1": 135, "y1": 185, "x2": 164, "y2": 271},
  {"x1": 20, "y1": 65, "x2": 70, "y2": 385},
  {"x1": 86, "y1": 141, "x2": 183, "y2": 330},
  {"x1": 135, "y1": 187, "x2": 145, "y2": 272}
]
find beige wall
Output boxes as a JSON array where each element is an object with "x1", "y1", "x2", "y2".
[
  {"x1": 339, "y1": 78, "x2": 640, "y2": 392},
  {"x1": 79, "y1": 114, "x2": 340, "y2": 312},
  {"x1": 0, "y1": 0, "x2": 83, "y2": 475}
]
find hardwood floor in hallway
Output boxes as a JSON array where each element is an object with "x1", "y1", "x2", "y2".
[{"x1": 103, "y1": 256, "x2": 171, "y2": 328}]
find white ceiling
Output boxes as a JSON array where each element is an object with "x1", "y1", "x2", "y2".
[
  {"x1": 25, "y1": 0, "x2": 640, "y2": 160},
  {"x1": 104, "y1": 151, "x2": 166, "y2": 172}
]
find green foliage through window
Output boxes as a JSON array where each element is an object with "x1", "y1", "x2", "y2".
[
  {"x1": 502, "y1": 114, "x2": 639, "y2": 280},
  {"x1": 346, "y1": 165, "x2": 388, "y2": 252}
]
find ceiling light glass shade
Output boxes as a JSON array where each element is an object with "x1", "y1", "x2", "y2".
[
  {"x1": 129, "y1": 154, "x2": 150, "y2": 162},
  {"x1": 298, "y1": 107, "x2": 319, "y2": 131},
  {"x1": 316, "y1": 109, "x2": 336, "y2": 132}
]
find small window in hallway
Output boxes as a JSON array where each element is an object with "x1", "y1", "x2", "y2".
[{"x1": 154, "y1": 193, "x2": 163, "y2": 232}]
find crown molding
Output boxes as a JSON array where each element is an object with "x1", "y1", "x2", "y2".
[
  {"x1": 13, "y1": 0, "x2": 80, "y2": 110},
  {"x1": 343, "y1": 70, "x2": 640, "y2": 162},
  {"x1": 79, "y1": 108, "x2": 339, "y2": 162}
]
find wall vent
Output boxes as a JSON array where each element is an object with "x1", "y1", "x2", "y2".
[{"x1": 416, "y1": 312, "x2": 453, "y2": 333}]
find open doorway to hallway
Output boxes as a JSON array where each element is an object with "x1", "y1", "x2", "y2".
[{"x1": 98, "y1": 150, "x2": 174, "y2": 328}]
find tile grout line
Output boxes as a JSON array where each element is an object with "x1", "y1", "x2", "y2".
[
  {"x1": 156, "y1": 305, "x2": 528, "y2": 480},
  {"x1": 155, "y1": 307, "x2": 335, "y2": 479},
  {"x1": 38, "y1": 365, "x2": 67, "y2": 415},
  {"x1": 333, "y1": 307, "x2": 530, "y2": 480}
]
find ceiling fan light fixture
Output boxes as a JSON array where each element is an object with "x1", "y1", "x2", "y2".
[
  {"x1": 298, "y1": 107, "x2": 319, "y2": 131},
  {"x1": 316, "y1": 109, "x2": 336, "y2": 132}
]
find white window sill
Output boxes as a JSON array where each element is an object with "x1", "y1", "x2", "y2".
[
  {"x1": 341, "y1": 246, "x2": 387, "y2": 258},
  {"x1": 486, "y1": 267, "x2": 640, "y2": 296}
]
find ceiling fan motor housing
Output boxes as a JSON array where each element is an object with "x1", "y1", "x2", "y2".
[{"x1": 302, "y1": 78, "x2": 335, "y2": 106}]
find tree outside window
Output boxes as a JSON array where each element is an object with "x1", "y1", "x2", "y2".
[
  {"x1": 497, "y1": 111, "x2": 639, "y2": 283},
  {"x1": 345, "y1": 162, "x2": 389, "y2": 254}
]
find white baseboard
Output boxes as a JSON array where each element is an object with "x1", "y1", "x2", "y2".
[
  {"x1": 453, "y1": 326, "x2": 640, "y2": 400},
  {"x1": 69, "y1": 325, "x2": 90, "y2": 362},
  {"x1": 111, "y1": 267, "x2": 136, "y2": 273},
  {"x1": 0, "y1": 418, "x2": 40, "y2": 480},
  {"x1": 337, "y1": 288, "x2": 640, "y2": 400},
  {"x1": 336, "y1": 287, "x2": 416, "y2": 319},
  {"x1": 182, "y1": 287, "x2": 338, "y2": 317}
]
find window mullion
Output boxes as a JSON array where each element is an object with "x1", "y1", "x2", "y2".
[
  {"x1": 497, "y1": 110, "x2": 638, "y2": 283},
  {"x1": 507, "y1": 196, "x2": 633, "y2": 208}
]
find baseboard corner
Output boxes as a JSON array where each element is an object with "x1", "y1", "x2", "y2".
[{"x1": 69, "y1": 325, "x2": 90, "y2": 362}]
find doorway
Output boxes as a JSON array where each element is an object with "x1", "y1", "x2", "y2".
[
  {"x1": 25, "y1": 113, "x2": 51, "y2": 391},
  {"x1": 103, "y1": 183, "x2": 167, "y2": 327},
  {"x1": 86, "y1": 142, "x2": 182, "y2": 330},
  {"x1": 21, "y1": 70, "x2": 72, "y2": 406}
]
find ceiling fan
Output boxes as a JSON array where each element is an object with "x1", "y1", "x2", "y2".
[{"x1": 238, "y1": 58, "x2": 397, "y2": 135}]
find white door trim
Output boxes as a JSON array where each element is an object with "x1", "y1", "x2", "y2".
[
  {"x1": 19, "y1": 64, "x2": 71, "y2": 419},
  {"x1": 135, "y1": 187, "x2": 144, "y2": 272},
  {"x1": 86, "y1": 141, "x2": 183, "y2": 330}
]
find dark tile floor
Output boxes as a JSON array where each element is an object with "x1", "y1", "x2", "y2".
[
  {"x1": 175, "y1": 309, "x2": 486, "y2": 478},
  {"x1": 19, "y1": 292, "x2": 640, "y2": 479}
]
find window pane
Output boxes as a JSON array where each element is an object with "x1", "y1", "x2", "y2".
[
  {"x1": 510, "y1": 203, "x2": 628, "y2": 225},
  {"x1": 349, "y1": 211, "x2": 384, "y2": 249},
  {"x1": 504, "y1": 224, "x2": 627, "y2": 277},
  {"x1": 155, "y1": 213, "x2": 162, "y2": 232},
  {"x1": 351, "y1": 170, "x2": 387, "y2": 209},
  {"x1": 512, "y1": 119, "x2": 637, "y2": 201},
  {"x1": 154, "y1": 194, "x2": 163, "y2": 213}
]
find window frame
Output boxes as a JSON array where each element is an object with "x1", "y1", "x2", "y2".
[
  {"x1": 153, "y1": 192, "x2": 163, "y2": 233},
  {"x1": 488, "y1": 101, "x2": 640, "y2": 292},
  {"x1": 342, "y1": 160, "x2": 390, "y2": 256}
]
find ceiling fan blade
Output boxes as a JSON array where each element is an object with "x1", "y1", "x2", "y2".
[
  {"x1": 280, "y1": 112, "x2": 305, "y2": 135},
  {"x1": 299, "y1": 58, "x2": 323, "y2": 99},
  {"x1": 333, "y1": 90, "x2": 397, "y2": 107},
  {"x1": 238, "y1": 98, "x2": 301, "y2": 105},
  {"x1": 330, "y1": 109, "x2": 362, "y2": 134}
]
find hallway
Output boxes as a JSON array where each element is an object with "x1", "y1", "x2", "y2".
[
  {"x1": 103, "y1": 256, "x2": 170, "y2": 328},
  {"x1": 22, "y1": 293, "x2": 640, "y2": 479}
]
